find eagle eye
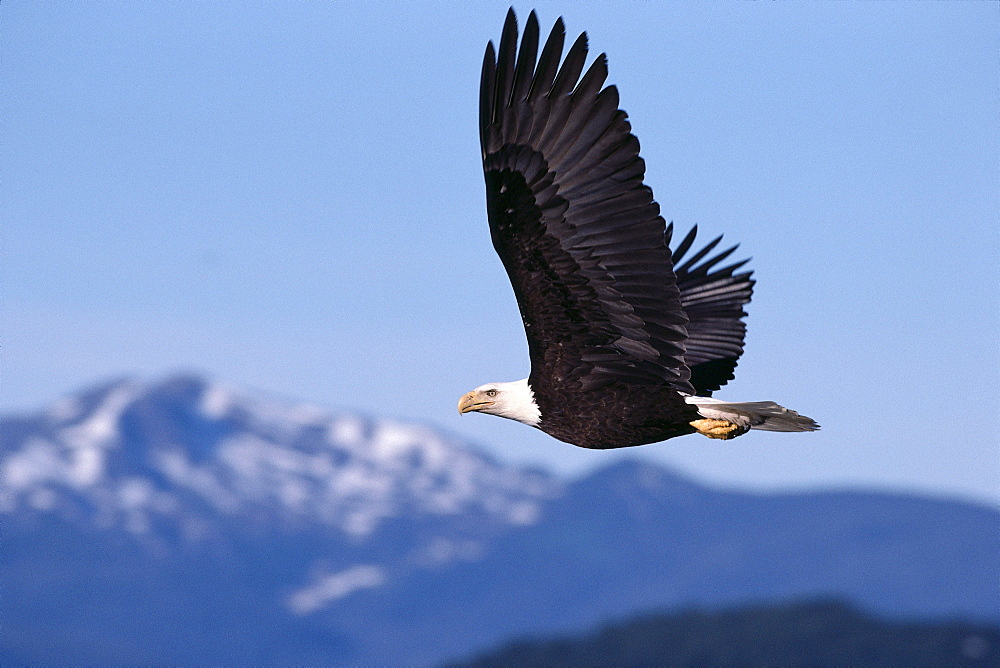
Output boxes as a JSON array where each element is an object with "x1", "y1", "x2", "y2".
[{"x1": 485, "y1": 389, "x2": 498, "y2": 398}]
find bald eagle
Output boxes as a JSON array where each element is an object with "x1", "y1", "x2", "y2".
[{"x1": 458, "y1": 10, "x2": 818, "y2": 448}]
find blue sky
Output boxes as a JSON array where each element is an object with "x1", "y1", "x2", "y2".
[{"x1": 3, "y1": 2, "x2": 997, "y2": 504}]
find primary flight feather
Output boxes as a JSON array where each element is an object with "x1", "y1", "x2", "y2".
[{"x1": 459, "y1": 9, "x2": 818, "y2": 448}]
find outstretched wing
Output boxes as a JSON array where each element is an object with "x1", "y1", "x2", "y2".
[
  {"x1": 481, "y1": 9, "x2": 694, "y2": 396},
  {"x1": 667, "y1": 224, "x2": 755, "y2": 396}
]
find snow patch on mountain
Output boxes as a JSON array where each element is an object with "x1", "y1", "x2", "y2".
[
  {"x1": 2, "y1": 382, "x2": 140, "y2": 495},
  {"x1": 287, "y1": 564, "x2": 388, "y2": 615}
]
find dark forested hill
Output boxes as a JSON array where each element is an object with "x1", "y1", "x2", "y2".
[{"x1": 450, "y1": 600, "x2": 1000, "y2": 667}]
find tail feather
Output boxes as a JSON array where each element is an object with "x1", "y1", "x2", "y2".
[{"x1": 684, "y1": 396, "x2": 819, "y2": 433}]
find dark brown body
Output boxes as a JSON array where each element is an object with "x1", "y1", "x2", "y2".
[{"x1": 532, "y1": 381, "x2": 700, "y2": 448}]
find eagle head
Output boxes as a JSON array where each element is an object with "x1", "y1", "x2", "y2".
[{"x1": 457, "y1": 379, "x2": 541, "y2": 427}]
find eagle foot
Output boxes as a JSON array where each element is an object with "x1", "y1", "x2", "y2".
[{"x1": 689, "y1": 419, "x2": 749, "y2": 440}]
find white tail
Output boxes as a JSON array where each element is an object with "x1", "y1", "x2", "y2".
[{"x1": 684, "y1": 396, "x2": 819, "y2": 432}]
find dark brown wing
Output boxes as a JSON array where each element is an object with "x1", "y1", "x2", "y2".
[
  {"x1": 667, "y1": 224, "x2": 755, "y2": 396},
  {"x1": 481, "y1": 9, "x2": 694, "y2": 397}
]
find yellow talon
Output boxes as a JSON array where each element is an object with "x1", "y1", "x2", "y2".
[{"x1": 689, "y1": 418, "x2": 748, "y2": 440}]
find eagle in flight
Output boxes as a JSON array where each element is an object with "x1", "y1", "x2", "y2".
[{"x1": 459, "y1": 10, "x2": 818, "y2": 448}]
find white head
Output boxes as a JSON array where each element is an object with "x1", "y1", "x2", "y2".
[{"x1": 457, "y1": 378, "x2": 541, "y2": 427}]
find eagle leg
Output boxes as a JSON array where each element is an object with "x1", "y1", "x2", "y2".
[{"x1": 689, "y1": 418, "x2": 749, "y2": 440}]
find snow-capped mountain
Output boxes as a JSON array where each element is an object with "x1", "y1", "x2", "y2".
[
  {"x1": 1, "y1": 376, "x2": 997, "y2": 665},
  {"x1": 1, "y1": 375, "x2": 555, "y2": 534}
]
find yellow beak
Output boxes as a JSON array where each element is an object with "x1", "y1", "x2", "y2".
[{"x1": 458, "y1": 391, "x2": 495, "y2": 415}]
